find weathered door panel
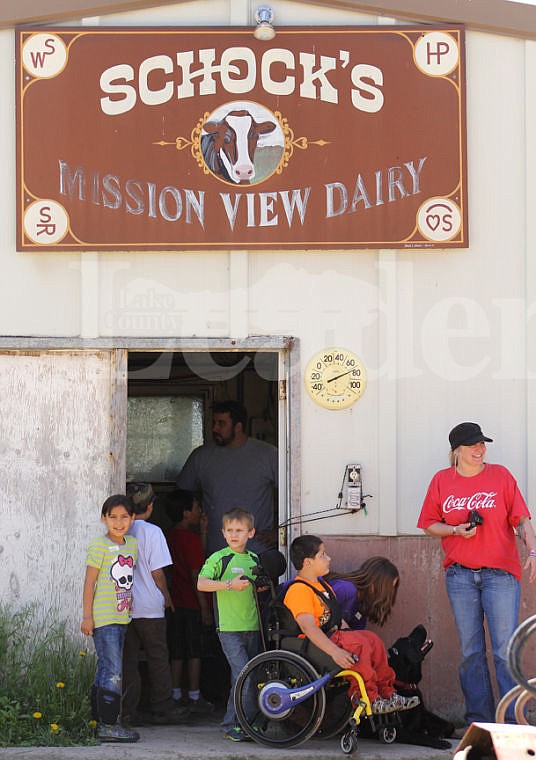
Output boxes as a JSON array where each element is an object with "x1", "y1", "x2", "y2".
[{"x1": 0, "y1": 350, "x2": 126, "y2": 628}]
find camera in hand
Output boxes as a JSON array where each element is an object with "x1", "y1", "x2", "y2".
[
  {"x1": 251, "y1": 549, "x2": 288, "y2": 588},
  {"x1": 467, "y1": 510, "x2": 483, "y2": 530},
  {"x1": 249, "y1": 565, "x2": 272, "y2": 588}
]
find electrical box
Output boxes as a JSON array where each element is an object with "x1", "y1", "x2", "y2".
[{"x1": 346, "y1": 464, "x2": 362, "y2": 509}]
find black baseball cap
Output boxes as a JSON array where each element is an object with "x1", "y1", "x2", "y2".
[{"x1": 449, "y1": 422, "x2": 493, "y2": 451}]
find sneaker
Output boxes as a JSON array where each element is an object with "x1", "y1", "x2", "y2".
[
  {"x1": 174, "y1": 695, "x2": 190, "y2": 707},
  {"x1": 97, "y1": 723, "x2": 140, "y2": 743},
  {"x1": 149, "y1": 705, "x2": 190, "y2": 724},
  {"x1": 371, "y1": 696, "x2": 396, "y2": 714},
  {"x1": 224, "y1": 726, "x2": 251, "y2": 742},
  {"x1": 386, "y1": 692, "x2": 420, "y2": 712},
  {"x1": 121, "y1": 713, "x2": 144, "y2": 727},
  {"x1": 188, "y1": 695, "x2": 215, "y2": 713}
]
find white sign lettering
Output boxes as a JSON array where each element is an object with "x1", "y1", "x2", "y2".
[{"x1": 100, "y1": 47, "x2": 384, "y2": 116}]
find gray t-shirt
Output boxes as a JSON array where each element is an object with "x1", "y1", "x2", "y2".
[{"x1": 177, "y1": 437, "x2": 278, "y2": 555}]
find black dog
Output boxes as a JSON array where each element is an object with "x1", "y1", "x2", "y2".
[{"x1": 386, "y1": 624, "x2": 455, "y2": 750}]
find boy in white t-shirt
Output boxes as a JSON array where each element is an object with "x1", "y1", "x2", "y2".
[{"x1": 122, "y1": 483, "x2": 188, "y2": 726}]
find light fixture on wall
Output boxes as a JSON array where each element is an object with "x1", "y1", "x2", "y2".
[{"x1": 254, "y1": 6, "x2": 276, "y2": 41}]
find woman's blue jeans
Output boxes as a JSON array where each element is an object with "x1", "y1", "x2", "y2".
[
  {"x1": 93, "y1": 623, "x2": 127, "y2": 695},
  {"x1": 445, "y1": 564, "x2": 520, "y2": 724},
  {"x1": 218, "y1": 630, "x2": 261, "y2": 730}
]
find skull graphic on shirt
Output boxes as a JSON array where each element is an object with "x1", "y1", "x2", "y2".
[{"x1": 110, "y1": 554, "x2": 134, "y2": 591}]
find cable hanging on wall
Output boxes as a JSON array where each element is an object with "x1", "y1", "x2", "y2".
[{"x1": 278, "y1": 464, "x2": 371, "y2": 528}]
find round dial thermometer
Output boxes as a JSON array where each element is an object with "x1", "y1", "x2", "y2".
[{"x1": 304, "y1": 348, "x2": 367, "y2": 409}]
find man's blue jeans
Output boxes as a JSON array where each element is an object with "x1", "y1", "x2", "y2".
[
  {"x1": 93, "y1": 623, "x2": 127, "y2": 695},
  {"x1": 445, "y1": 564, "x2": 520, "y2": 724},
  {"x1": 218, "y1": 630, "x2": 261, "y2": 730}
]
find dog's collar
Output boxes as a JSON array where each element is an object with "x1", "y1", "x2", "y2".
[{"x1": 394, "y1": 678, "x2": 419, "y2": 691}]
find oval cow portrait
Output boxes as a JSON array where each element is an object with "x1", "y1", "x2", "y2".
[{"x1": 200, "y1": 101, "x2": 284, "y2": 185}]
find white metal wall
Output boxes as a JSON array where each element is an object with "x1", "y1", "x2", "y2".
[{"x1": 1, "y1": 0, "x2": 535, "y2": 543}]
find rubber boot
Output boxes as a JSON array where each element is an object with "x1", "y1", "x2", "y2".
[
  {"x1": 97, "y1": 687, "x2": 121, "y2": 725},
  {"x1": 96, "y1": 688, "x2": 139, "y2": 743},
  {"x1": 90, "y1": 685, "x2": 98, "y2": 721}
]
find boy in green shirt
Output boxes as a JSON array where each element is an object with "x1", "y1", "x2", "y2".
[{"x1": 198, "y1": 508, "x2": 260, "y2": 742}]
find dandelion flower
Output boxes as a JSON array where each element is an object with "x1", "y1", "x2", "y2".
[
  {"x1": 56, "y1": 682, "x2": 65, "y2": 688},
  {"x1": 89, "y1": 720, "x2": 97, "y2": 728},
  {"x1": 79, "y1": 651, "x2": 87, "y2": 657},
  {"x1": 33, "y1": 712, "x2": 42, "y2": 719},
  {"x1": 50, "y1": 724, "x2": 59, "y2": 732}
]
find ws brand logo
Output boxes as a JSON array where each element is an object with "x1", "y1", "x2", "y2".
[{"x1": 22, "y1": 33, "x2": 67, "y2": 79}]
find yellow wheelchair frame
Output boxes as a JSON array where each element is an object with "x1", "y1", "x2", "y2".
[
  {"x1": 233, "y1": 644, "x2": 400, "y2": 752},
  {"x1": 232, "y1": 554, "x2": 400, "y2": 753}
]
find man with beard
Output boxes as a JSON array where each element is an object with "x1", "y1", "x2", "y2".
[{"x1": 177, "y1": 400, "x2": 278, "y2": 555}]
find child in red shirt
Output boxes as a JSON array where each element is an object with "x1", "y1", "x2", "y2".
[{"x1": 165, "y1": 489, "x2": 213, "y2": 712}]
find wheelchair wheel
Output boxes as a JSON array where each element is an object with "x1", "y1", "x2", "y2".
[
  {"x1": 378, "y1": 725, "x2": 397, "y2": 744},
  {"x1": 234, "y1": 650, "x2": 327, "y2": 748},
  {"x1": 340, "y1": 729, "x2": 358, "y2": 754}
]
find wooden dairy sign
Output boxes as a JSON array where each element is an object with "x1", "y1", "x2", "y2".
[{"x1": 16, "y1": 26, "x2": 467, "y2": 251}]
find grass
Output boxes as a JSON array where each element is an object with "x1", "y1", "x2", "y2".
[{"x1": 0, "y1": 603, "x2": 98, "y2": 746}]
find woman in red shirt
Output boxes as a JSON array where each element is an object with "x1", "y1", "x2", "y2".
[{"x1": 418, "y1": 421, "x2": 536, "y2": 727}]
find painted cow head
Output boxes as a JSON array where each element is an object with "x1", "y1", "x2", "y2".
[{"x1": 201, "y1": 109, "x2": 277, "y2": 184}]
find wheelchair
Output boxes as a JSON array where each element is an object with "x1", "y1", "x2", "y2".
[{"x1": 233, "y1": 555, "x2": 401, "y2": 753}]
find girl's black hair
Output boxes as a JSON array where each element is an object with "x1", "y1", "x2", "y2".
[{"x1": 101, "y1": 494, "x2": 134, "y2": 517}]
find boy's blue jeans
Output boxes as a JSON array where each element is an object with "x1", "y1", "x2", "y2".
[
  {"x1": 93, "y1": 623, "x2": 127, "y2": 695},
  {"x1": 218, "y1": 630, "x2": 261, "y2": 730},
  {"x1": 445, "y1": 564, "x2": 519, "y2": 724}
]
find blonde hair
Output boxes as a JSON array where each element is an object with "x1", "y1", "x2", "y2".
[
  {"x1": 222, "y1": 507, "x2": 255, "y2": 530},
  {"x1": 449, "y1": 446, "x2": 486, "y2": 470}
]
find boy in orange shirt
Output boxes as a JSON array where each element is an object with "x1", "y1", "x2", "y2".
[{"x1": 284, "y1": 535, "x2": 419, "y2": 715}]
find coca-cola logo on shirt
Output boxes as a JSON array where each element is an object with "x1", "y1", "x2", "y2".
[{"x1": 443, "y1": 492, "x2": 497, "y2": 514}]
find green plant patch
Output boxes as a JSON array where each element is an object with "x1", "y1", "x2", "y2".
[{"x1": 0, "y1": 604, "x2": 98, "y2": 746}]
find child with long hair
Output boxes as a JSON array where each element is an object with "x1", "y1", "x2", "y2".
[
  {"x1": 284, "y1": 537, "x2": 417, "y2": 715},
  {"x1": 326, "y1": 556, "x2": 399, "y2": 629}
]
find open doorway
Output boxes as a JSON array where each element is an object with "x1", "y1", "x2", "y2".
[
  {"x1": 126, "y1": 350, "x2": 280, "y2": 532},
  {"x1": 125, "y1": 348, "x2": 283, "y2": 710}
]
